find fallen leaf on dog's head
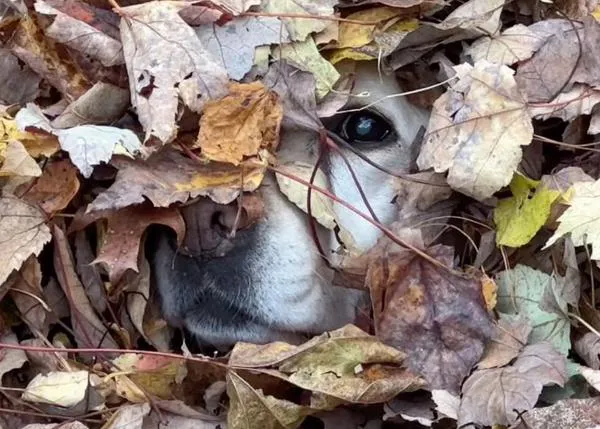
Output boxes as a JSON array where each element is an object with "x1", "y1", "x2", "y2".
[
  {"x1": 368, "y1": 244, "x2": 494, "y2": 393},
  {"x1": 0, "y1": 195, "x2": 51, "y2": 286},
  {"x1": 87, "y1": 148, "x2": 265, "y2": 212},
  {"x1": 337, "y1": 7, "x2": 403, "y2": 49},
  {"x1": 195, "y1": 17, "x2": 290, "y2": 80},
  {"x1": 275, "y1": 37, "x2": 340, "y2": 99},
  {"x1": 496, "y1": 265, "x2": 571, "y2": 355},
  {"x1": 0, "y1": 140, "x2": 41, "y2": 177},
  {"x1": 71, "y1": 205, "x2": 184, "y2": 285},
  {"x1": 263, "y1": 61, "x2": 322, "y2": 132},
  {"x1": 467, "y1": 24, "x2": 547, "y2": 65},
  {"x1": 230, "y1": 325, "x2": 425, "y2": 407},
  {"x1": 199, "y1": 82, "x2": 283, "y2": 165},
  {"x1": 459, "y1": 343, "x2": 566, "y2": 427},
  {"x1": 16, "y1": 104, "x2": 142, "y2": 178},
  {"x1": 227, "y1": 370, "x2": 312, "y2": 429},
  {"x1": 262, "y1": 0, "x2": 337, "y2": 42},
  {"x1": 18, "y1": 159, "x2": 80, "y2": 216},
  {"x1": 53, "y1": 225, "x2": 119, "y2": 350},
  {"x1": 494, "y1": 173, "x2": 560, "y2": 248},
  {"x1": 120, "y1": 1, "x2": 228, "y2": 145},
  {"x1": 417, "y1": 60, "x2": 533, "y2": 201},
  {"x1": 546, "y1": 178, "x2": 600, "y2": 259},
  {"x1": 22, "y1": 370, "x2": 90, "y2": 407},
  {"x1": 34, "y1": 0, "x2": 124, "y2": 67},
  {"x1": 528, "y1": 85, "x2": 600, "y2": 122}
]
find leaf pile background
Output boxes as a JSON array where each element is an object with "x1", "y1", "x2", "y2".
[{"x1": 3, "y1": 0, "x2": 600, "y2": 428}]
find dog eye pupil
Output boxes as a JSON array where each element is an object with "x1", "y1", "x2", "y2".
[{"x1": 341, "y1": 111, "x2": 391, "y2": 143}]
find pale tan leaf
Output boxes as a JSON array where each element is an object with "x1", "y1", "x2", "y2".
[
  {"x1": 467, "y1": 24, "x2": 547, "y2": 65},
  {"x1": 22, "y1": 371, "x2": 90, "y2": 407},
  {"x1": 0, "y1": 140, "x2": 41, "y2": 177},
  {"x1": 0, "y1": 332, "x2": 28, "y2": 384}
]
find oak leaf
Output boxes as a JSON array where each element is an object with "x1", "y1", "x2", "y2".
[{"x1": 198, "y1": 81, "x2": 283, "y2": 165}]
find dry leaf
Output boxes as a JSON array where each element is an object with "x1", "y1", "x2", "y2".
[
  {"x1": 199, "y1": 82, "x2": 283, "y2": 165},
  {"x1": 0, "y1": 49, "x2": 41, "y2": 104},
  {"x1": 514, "y1": 397, "x2": 600, "y2": 429},
  {"x1": 9, "y1": 256, "x2": 48, "y2": 335},
  {"x1": 22, "y1": 371, "x2": 91, "y2": 407},
  {"x1": 0, "y1": 140, "x2": 42, "y2": 177},
  {"x1": 87, "y1": 147, "x2": 265, "y2": 211},
  {"x1": 143, "y1": 410, "x2": 223, "y2": 429},
  {"x1": 575, "y1": 333, "x2": 600, "y2": 369},
  {"x1": 477, "y1": 315, "x2": 531, "y2": 369},
  {"x1": 71, "y1": 205, "x2": 184, "y2": 284},
  {"x1": 459, "y1": 343, "x2": 566, "y2": 427},
  {"x1": 417, "y1": 60, "x2": 533, "y2": 201},
  {"x1": 528, "y1": 85, "x2": 600, "y2": 122},
  {"x1": 104, "y1": 403, "x2": 150, "y2": 429},
  {"x1": 52, "y1": 225, "x2": 119, "y2": 349},
  {"x1": 120, "y1": 1, "x2": 228, "y2": 145},
  {"x1": 368, "y1": 244, "x2": 493, "y2": 392},
  {"x1": 0, "y1": 332, "x2": 28, "y2": 384},
  {"x1": 262, "y1": 0, "x2": 337, "y2": 42},
  {"x1": 0, "y1": 194, "x2": 51, "y2": 286},
  {"x1": 19, "y1": 159, "x2": 80, "y2": 216}
]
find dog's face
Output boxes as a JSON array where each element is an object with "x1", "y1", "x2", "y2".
[{"x1": 150, "y1": 62, "x2": 429, "y2": 348}]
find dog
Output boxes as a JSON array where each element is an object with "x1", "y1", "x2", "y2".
[{"x1": 149, "y1": 61, "x2": 429, "y2": 348}]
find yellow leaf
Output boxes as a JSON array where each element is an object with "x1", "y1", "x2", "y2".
[
  {"x1": 198, "y1": 81, "x2": 282, "y2": 165},
  {"x1": 337, "y1": 7, "x2": 402, "y2": 49},
  {"x1": 0, "y1": 116, "x2": 59, "y2": 158},
  {"x1": 328, "y1": 47, "x2": 376, "y2": 65},
  {"x1": 0, "y1": 141, "x2": 42, "y2": 177},
  {"x1": 494, "y1": 174, "x2": 560, "y2": 248}
]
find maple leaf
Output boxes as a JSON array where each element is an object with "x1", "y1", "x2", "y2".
[
  {"x1": 71, "y1": 205, "x2": 185, "y2": 285},
  {"x1": 367, "y1": 244, "x2": 493, "y2": 392},
  {"x1": 198, "y1": 81, "x2": 283, "y2": 165},
  {"x1": 119, "y1": 1, "x2": 229, "y2": 145},
  {"x1": 0, "y1": 195, "x2": 51, "y2": 286},
  {"x1": 417, "y1": 60, "x2": 533, "y2": 201}
]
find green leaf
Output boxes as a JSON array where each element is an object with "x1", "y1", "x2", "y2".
[
  {"x1": 496, "y1": 265, "x2": 571, "y2": 355},
  {"x1": 494, "y1": 173, "x2": 560, "y2": 247}
]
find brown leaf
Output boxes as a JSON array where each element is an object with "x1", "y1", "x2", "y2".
[
  {"x1": 19, "y1": 159, "x2": 80, "y2": 216},
  {"x1": 0, "y1": 140, "x2": 42, "y2": 177},
  {"x1": 71, "y1": 205, "x2": 185, "y2": 284},
  {"x1": 199, "y1": 82, "x2": 282, "y2": 165},
  {"x1": 120, "y1": 1, "x2": 228, "y2": 145},
  {"x1": 0, "y1": 332, "x2": 28, "y2": 384},
  {"x1": 230, "y1": 325, "x2": 425, "y2": 406},
  {"x1": 575, "y1": 333, "x2": 600, "y2": 370},
  {"x1": 52, "y1": 225, "x2": 119, "y2": 349},
  {"x1": 0, "y1": 48, "x2": 41, "y2": 104},
  {"x1": 9, "y1": 256, "x2": 48, "y2": 335},
  {"x1": 458, "y1": 342, "x2": 566, "y2": 427},
  {"x1": 74, "y1": 231, "x2": 107, "y2": 314},
  {"x1": 477, "y1": 315, "x2": 531, "y2": 369},
  {"x1": 87, "y1": 148, "x2": 266, "y2": 211},
  {"x1": 9, "y1": 16, "x2": 90, "y2": 100},
  {"x1": 0, "y1": 195, "x2": 51, "y2": 286},
  {"x1": 368, "y1": 245, "x2": 494, "y2": 392}
]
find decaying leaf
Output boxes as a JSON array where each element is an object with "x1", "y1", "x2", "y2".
[
  {"x1": 0, "y1": 194, "x2": 51, "y2": 286},
  {"x1": 198, "y1": 81, "x2": 283, "y2": 165},
  {"x1": 367, "y1": 244, "x2": 493, "y2": 392},
  {"x1": 87, "y1": 147, "x2": 265, "y2": 212},
  {"x1": 546, "y1": 178, "x2": 600, "y2": 259},
  {"x1": 227, "y1": 370, "x2": 312, "y2": 429},
  {"x1": 0, "y1": 332, "x2": 28, "y2": 384},
  {"x1": 22, "y1": 370, "x2": 91, "y2": 407},
  {"x1": 19, "y1": 159, "x2": 80, "y2": 216},
  {"x1": 71, "y1": 205, "x2": 185, "y2": 285},
  {"x1": 9, "y1": 256, "x2": 48, "y2": 335},
  {"x1": 528, "y1": 85, "x2": 600, "y2": 122},
  {"x1": 459, "y1": 342, "x2": 566, "y2": 426},
  {"x1": 104, "y1": 403, "x2": 150, "y2": 429},
  {"x1": 417, "y1": 60, "x2": 533, "y2": 201},
  {"x1": 575, "y1": 332, "x2": 600, "y2": 369},
  {"x1": 16, "y1": 103, "x2": 141, "y2": 178},
  {"x1": 0, "y1": 49, "x2": 41, "y2": 105},
  {"x1": 262, "y1": 0, "x2": 337, "y2": 42},
  {"x1": 230, "y1": 325, "x2": 425, "y2": 407},
  {"x1": 477, "y1": 314, "x2": 531, "y2": 369},
  {"x1": 195, "y1": 16, "x2": 290, "y2": 80},
  {"x1": 496, "y1": 265, "x2": 571, "y2": 354},
  {"x1": 34, "y1": 0, "x2": 124, "y2": 67},
  {"x1": 53, "y1": 225, "x2": 119, "y2": 349},
  {"x1": 120, "y1": 1, "x2": 228, "y2": 145}
]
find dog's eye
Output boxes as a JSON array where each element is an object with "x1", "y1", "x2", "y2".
[{"x1": 340, "y1": 111, "x2": 392, "y2": 143}]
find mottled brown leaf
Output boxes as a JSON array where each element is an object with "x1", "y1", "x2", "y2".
[
  {"x1": 368, "y1": 244, "x2": 494, "y2": 392},
  {"x1": 477, "y1": 315, "x2": 531, "y2": 369},
  {"x1": 19, "y1": 159, "x2": 79, "y2": 216},
  {"x1": 71, "y1": 205, "x2": 185, "y2": 284},
  {"x1": 199, "y1": 82, "x2": 282, "y2": 165},
  {"x1": 87, "y1": 148, "x2": 265, "y2": 212}
]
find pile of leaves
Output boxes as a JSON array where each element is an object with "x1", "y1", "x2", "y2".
[{"x1": 3, "y1": 0, "x2": 600, "y2": 427}]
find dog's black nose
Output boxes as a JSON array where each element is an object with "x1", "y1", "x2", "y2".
[{"x1": 179, "y1": 195, "x2": 263, "y2": 258}]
